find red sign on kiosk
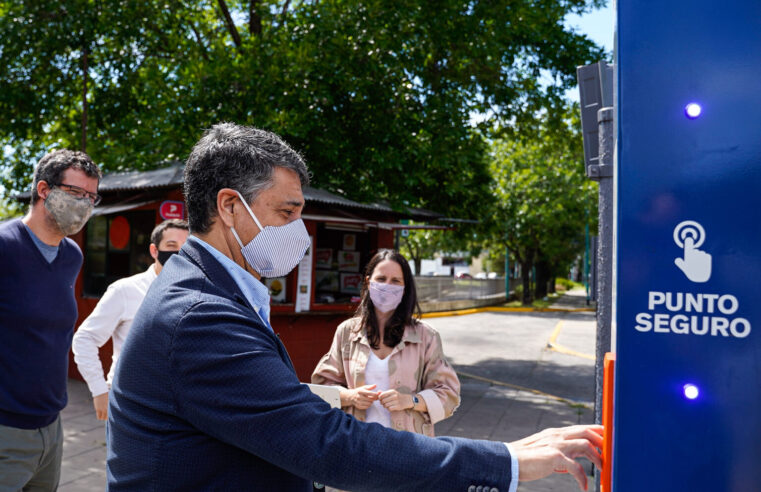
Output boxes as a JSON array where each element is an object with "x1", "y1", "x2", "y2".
[{"x1": 159, "y1": 200, "x2": 184, "y2": 220}]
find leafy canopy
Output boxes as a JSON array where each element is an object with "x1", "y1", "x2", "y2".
[
  {"x1": 0, "y1": 0, "x2": 605, "y2": 221},
  {"x1": 487, "y1": 102, "x2": 597, "y2": 275}
]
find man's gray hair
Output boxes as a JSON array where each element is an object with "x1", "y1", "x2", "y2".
[{"x1": 183, "y1": 123, "x2": 310, "y2": 233}]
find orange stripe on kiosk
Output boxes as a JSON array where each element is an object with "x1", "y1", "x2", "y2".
[{"x1": 601, "y1": 352, "x2": 615, "y2": 492}]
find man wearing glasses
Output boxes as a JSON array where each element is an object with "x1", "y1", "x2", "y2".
[{"x1": 0, "y1": 149, "x2": 101, "y2": 491}]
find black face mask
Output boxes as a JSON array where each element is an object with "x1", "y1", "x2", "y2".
[{"x1": 157, "y1": 250, "x2": 178, "y2": 266}]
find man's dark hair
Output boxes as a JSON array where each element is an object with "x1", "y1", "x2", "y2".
[
  {"x1": 183, "y1": 123, "x2": 310, "y2": 234},
  {"x1": 150, "y1": 219, "x2": 189, "y2": 246},
  {"x1": 31, "y1": 149, "x2": 102, "y2": 204},
  {"x1": 355, "y1": 249, "x2": 421, "y2": 350}
]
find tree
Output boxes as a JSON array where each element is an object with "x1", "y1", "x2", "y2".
[
  {"x1": 0, "y1": 0, "x2": 605, "y2": 220},
  {"x1": 399, "y1": 228, "x2": 447, "y2": 275},
  {"x1": 398, "y1": 221, "x2": 486, "y2": 275},
  {"x1": 0, "y1": 195, "x2": 23, "y2": 221},
  {"x1": 488, "y1": 103, "x2": 597, "y2": 304}
]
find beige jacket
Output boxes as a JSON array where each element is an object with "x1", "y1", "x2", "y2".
[{"x1": 311, "y1": 317, "x2": 460, "y2": 437}]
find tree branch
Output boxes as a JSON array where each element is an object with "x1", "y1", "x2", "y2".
[
  {"x1": 249, "y1": 0, "x2": 262, "y2": 36},
  {"x1": 279, "y1": 0, "x2": 291, "y2": 28},
  {"x1": 188, "y1": 22, "x2": 210, "y2": 61},
  {"x1": 81, "y1": 45, "x2": 88, "y2": 152},
  {"x1": 217, "y1": 0, "x2": 242, "y2": 47}
]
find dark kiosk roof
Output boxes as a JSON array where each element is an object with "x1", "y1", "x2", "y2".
[{"x1": 14, "y1": 163, "x2": 442, "y2": 221}]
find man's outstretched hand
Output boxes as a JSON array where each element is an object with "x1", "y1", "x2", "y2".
[{"x1": 510, "y1": 425, "x2": 603, "y2": 491}]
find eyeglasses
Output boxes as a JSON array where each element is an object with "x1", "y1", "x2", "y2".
[{"x1": 55, "y1": 183, "x2": 102, "y2": 205}]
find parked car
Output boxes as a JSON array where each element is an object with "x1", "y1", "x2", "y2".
[
  {"x1": 455, "y1": 272, "x2": 473, "y2": 279},
  {"x1": 474, "y1": 272, "x2": 487, "y2": 279}
]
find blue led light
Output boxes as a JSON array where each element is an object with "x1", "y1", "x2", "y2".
[
  {"x1": 683, "y1": 384, "x2": 699, "y2": 400},
  {"x1": 685, "y1": 103, "x2": 702, "y2": 119}
]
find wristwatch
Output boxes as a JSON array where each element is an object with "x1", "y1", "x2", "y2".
[{"x1": 412, "y1": 394, "x2": 420, "y2": 409}]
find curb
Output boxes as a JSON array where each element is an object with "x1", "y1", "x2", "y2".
[
  {"x1": 422, "y1": 305, "x2": 595, "y2": 319},
  {"x1": 546, "y1": 320, "x2": 596, "y2": 361}
]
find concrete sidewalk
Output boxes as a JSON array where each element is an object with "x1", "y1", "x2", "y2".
[
  {"x1": 547, "y1": 287, "x2": 595, "y2": 311},
  {"x1": 60, "y1": 300, "x2": 597, "y2": 491},
  {"x1": 59, "y1": 380, "x2": 108, "y2": 491}
]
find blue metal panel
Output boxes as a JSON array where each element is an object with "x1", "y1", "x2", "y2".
[{"x1": 615, "y1": 2, "x2": 761, "y2": 491}]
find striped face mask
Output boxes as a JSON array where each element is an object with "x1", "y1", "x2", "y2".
[{"x1": 230, "y1": 191, "x2": 310, "y2": 278}]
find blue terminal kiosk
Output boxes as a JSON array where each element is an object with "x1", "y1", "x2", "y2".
[{"x1": 612, "y1": 1, "x2": 761, "y2": 490}]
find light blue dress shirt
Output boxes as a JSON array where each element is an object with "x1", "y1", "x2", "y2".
[{"x1": 190, "y1": 236, "x2": 272, "y2": 332}]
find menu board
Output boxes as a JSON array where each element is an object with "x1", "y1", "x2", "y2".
[{"x1": 295, "y1": 236, "x2": 314, "y2": 312}]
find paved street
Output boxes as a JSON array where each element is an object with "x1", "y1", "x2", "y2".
[
  {"x1": 59, "y1": 290, "x2": 597, "y2": 491},
  {"x1": 429, "y1": 305, "x2": 597, "y2": 491}
]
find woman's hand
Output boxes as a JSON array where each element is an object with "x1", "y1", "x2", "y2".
[
  {"x1": 341, "y1": 384, "x2": 381, "y2": 409},
  {"x1": 378, "y1": 390, "x2": 414, "y2": 411}
]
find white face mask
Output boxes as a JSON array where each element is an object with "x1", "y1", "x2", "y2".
[
  {"x1": 369, "y1": 281, "x2": 405, "y2": 313},
  {"x1": 230, "y1": 190, "x2": 310, "y2": 278}
]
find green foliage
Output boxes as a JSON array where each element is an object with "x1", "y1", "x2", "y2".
[
  {"x1": 399, "y1": 227, "x2": 446, "y2": 273},
  {"x1": 503, "y1": 291, "x2": 557, "y2": 309},
  {"x1": 512, "y1": 283, "x2": 523, "y2": 301},
  {"x1": 483, "y1": 250, "x2": 506, "y2": 276},
  {"x1": 0, "y1": 194, "x2": 23, "y2": 220},
  {"x1": 399, "y1": 220, "x2": 489, "y2": 273},
  {"x1": 486, "y1": 102, "x2": 597, "y2": 298},
  {"x1": 555, "y1": 276, "x2": 581, "y2": 290},
  {"x1": 0, "y1": 0, "x2": 605, "y2": 220}
]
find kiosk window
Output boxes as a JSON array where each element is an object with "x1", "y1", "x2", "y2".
[
  {"x1": 314, "y1": 224, "x2": 368, "y2": 304},
  {"x1": 83, "y1": 211, "x2": 155, "y2": 297},
  {"x1": 264, "y1": 275, "x2": 292, "y2": 304}
]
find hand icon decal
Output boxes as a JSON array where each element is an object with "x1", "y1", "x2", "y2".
[{"x1": 673, "y1": 221, "x2": 711, "y2": 283}]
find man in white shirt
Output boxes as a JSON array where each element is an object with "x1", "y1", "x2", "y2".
[{"x1": 73, "y1": 218, "x2": 189, "y2": 420}]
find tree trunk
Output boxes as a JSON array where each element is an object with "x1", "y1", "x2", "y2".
[
  {"x1": 534, "y1": 260, "x2": 550, "y2": 299},
  {"x1": 81, "y1": 46, "x2": 88, "y2": 152},
  {"x1": 548, "y1": 266, "x2": 557, "y2": 294},
  {"x1": 521, "y1": 260, "x2": 532, "y2": 306}
]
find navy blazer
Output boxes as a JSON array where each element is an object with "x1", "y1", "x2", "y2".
[{"x1": 106, "y1": 238, "x2": 512, "y2": 491}]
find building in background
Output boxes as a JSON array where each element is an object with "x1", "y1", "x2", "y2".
[{"x1": 17, "y1": 163, "x2": 445, "y2": 381}]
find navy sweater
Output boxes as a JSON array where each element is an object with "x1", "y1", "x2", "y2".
[{"x1": 0, "y1": 219, "x2": 82, "y2": 429}]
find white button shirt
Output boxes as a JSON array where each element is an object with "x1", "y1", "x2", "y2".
[{"x1": 72, "y1": 264, "x2": 158, "y2": 397}]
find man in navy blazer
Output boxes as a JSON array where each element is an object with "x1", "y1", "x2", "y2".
[{"x1": 107, "y1": 123, "x2": 602, "y2": 491}]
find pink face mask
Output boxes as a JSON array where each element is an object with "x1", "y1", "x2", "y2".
[{"x1": 368, "y1": 281, "x2": 405, "y2": 313}]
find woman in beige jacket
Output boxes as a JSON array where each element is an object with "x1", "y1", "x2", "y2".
[{"x1": 312, "y1": 249, "x2": 460, "y2": 437}]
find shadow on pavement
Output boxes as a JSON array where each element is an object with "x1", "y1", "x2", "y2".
[{"x1": 453, "y1": 358, "x2": 595, "y2": 406}]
